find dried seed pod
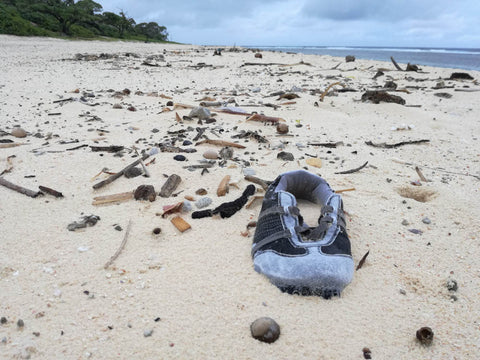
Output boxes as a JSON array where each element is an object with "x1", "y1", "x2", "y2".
[
  {"x1": 171, "y1": 216, "x2": 191, "y2": 232},
  {"x1": 416, "y1": 327, "x2": 434, "y2": 345},
  {"x1": 217, "y1": 175, "x2": 231, "y2": 197},
  {"x1": 250, "y1": 317, "x2": 280, "y2": 343}
]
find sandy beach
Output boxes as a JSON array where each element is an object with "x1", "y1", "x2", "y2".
[{"x1": 1, "y1": 35, "x2": 480, "y2": 359}]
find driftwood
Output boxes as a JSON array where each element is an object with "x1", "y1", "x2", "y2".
[
  {"x1": 104, "y1": 219, "x2": 132, "y2": 269},
  {"x1": 92, "y1": 191, "x2": 134, "y2": 205},
  {"x1": 244, "y1": 175, "x2": 270, "y2": 190},
  {"x1": 159, "y1": 174, "x2": 182, "y2": 197},
  {"x1": 217, "y1": 175, "x2": 231, "y2": 197},
  {"x1": 308, "y1": 142, "x2": 343, "y2": 148},
  {"x1": 90, "y1": 145, "x2": 124, "y2": 152},
  {"x1": 415, "y1": 166, "x2": 428, "y2": 182},
  {"x1": 390, "y1": 56, "x2": 403, "y2": 71},
  {"x1": 0, "y1": 143, "x2": 23, "y2": 149},
  {"x1": 365, "y1": 139, "x2": 430, "y2": 148},
  {"x1": 320, "y1": 82, "x2": 345, "y2": 102},
  {"x1": 335, "y1": 161, "x2": 368, "y2": 175},
  {"x1": 335, "y1": 188, "x2": 356, "y2": 194},
  {"x1": 92, "y1": 153, "x2": 150, "y2": 190},
  {"x1": 0, "y1": 177, "x2": 42, "y2": 198},
  {"x1": 196, "y1": 139, "x2": 246, "y2": 149},
  {"x1": 67, "y1": 144, "x2": 88, "y2": 151},
  {"x1": 38, "y1": 185, "x2": 64, "y2": 198},
  {"x1": 246, "y1": 114, "x2": 286, "y2": 123},
  {"x1": 356, "y1": 250, "x2": 370, "y2": 271}
]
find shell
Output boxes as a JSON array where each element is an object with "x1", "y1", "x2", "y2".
[
  {"x1": 195, "y1": 197, "x2": 212, "y2": 209},
  {"x1": 195, "y1": 188, "x2": 208, "y2": 195},
  {"x1": 276, "y1": 123, "x2": 289, "y2": 134}
]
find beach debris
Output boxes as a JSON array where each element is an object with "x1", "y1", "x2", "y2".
[
  {"x1": 38, "y1": 185, "x2": 64, "y2": 198},
  {"x1": 306, "y1": 157, "x2": 322, "y2": 168},
  {"x1": 449, "y1": 72, "x2": 474, "y2": 80},
  {"x1": 396, "y1": 186, "x2": 437, "y2": 203},
  {"x1": 373, "y1": 70, "x2": 384, "y2": 79},
  {"x1": 92, "y1": 191, "x2": 134, "y2": 205},
  {"x1": 244, "y1": 175, "x2": 270, "y2": 191},
  {"x1": 384, "y1": 80, "x2": 398, "y2": 90},
  {"x1": 277, "y1": 151, "x2": 294, "y2": 161},
  {"x1": 1, "y1": 316, "x2": 7, "y2": 324},
  {"x1": 90, "y1": 145, "x2": 124, "y2": 153},
  {"x1": 134, "y1": 185, "x2": 156, "y2": 202},
  {"x1": 104, "y1": 220, "x2": 132, "y2": 269},
  {"x1": 124, "y1": 166, "x2": 143, "y2": 178},
  {"x1": 362, "y1": 347, "x2": 372, "y2": 359},
  {"x1": 143, "y1": 329, "x2": 154, "y2": 337},
  {"x1": 415, "y1": 166, "x2": 428, "y2": 182},
  {"x1": 365, "y1": 139, "x2": 429, "y2": 148},
  {"x1": 17, "y1": 319, "x2": 24, "y2": 328},
  {"x1": 188, "y1": 106, "x2": 211, "y2": 120},
  {"x1": 152, "y1": 227, "x2": 161, "y2": 235},
  {"x1": 434, "y1": 92, "x2": 453, "y2": 99},
  {"x1": 416, "y1": 327, "x2": 434, "y2": 345},
  {"x1": 345, "y1": 55, "x2": 355, "y2": 62},
  {"x1": 308, "y1": 141, "x2": 343, "y2": 148},
  {"x1": 390, "y1": 56, "x2": 404, "y2": 71},
  {"x1": 320, "y1": 82, "x2": 345, "y2": 102},
  {"x1": 0, "y1": 177, "x2": 43, "y2": 198},
  {"x1": 361, "y1": 91, "x2": 406, "y2": 105},
  {"x1": 405, "y1": 63, "x2": 420, "y2": 72},
  {"x1": 250, "y1": 317, "x2": 280, "y2": 343},
  {"x1": 232, "y1": 130, "x2": 268, "y2": 143},
  {"x1": 391, "y1": 124, "x2": 413, "y2": 131},
  {"x1": 162, "y1": 202, "x2": 184, "y2": 217},
  {"x1": 171, "y1": 216, "x2": 191, "y2": 232},
  {"x1": 217, "y1": 175, "x2": 231, "y2": 197},
  {"x1": 356, "y1": 251, "x2": 370, "y2": 271},
  {"x1": 174, "y1": 155, "x2": 187, "y2": 161},
  {"x1": 335, "y1": 161, "x2": 368, "y2": 175},
  {"x1": 422, "y1": 217, "x2": 431, "y2": 224},
  {"x1": 0, "y1": 142, "x2": 24, "y2": 149},
  {"x1": 408, "y1": 228, "x2": 423, "y2": 235},
  {"x1": 203, "y1": 149, "x2": 219, "y2": 159},
  {"x1": 245, "y1": 195, "x2": 263, "y2": 209},
  {"x1": 276, "y1": 123, "x2": 289, "y2": 134},
  {"x1": 67, "y1": 214, "x2": 100, "y2": 231},
  {"x1": 335, "y1": 187, "x2": 356, "y2": 194},
  {"x1": 195, "y1": 197, "x2": 212, "y2": 209},
  {"x1": 159, "y1": 174, "x2": 182, "y2": 197},
  {"x1": 254, "y1": 52, "x2": 263, "y2": 59},
  {"x1": 10, "y1": 128, "x2": 27, "y2": 138},
  {"x1": 93, "y1": 153, "x2": 150, "y2": 190},
  {"x1": 246, "y1": 113, "x2": 286, "y2": 123},
  {"x1": 196, "y1": 139, "x2": 246, "y2": 149}
]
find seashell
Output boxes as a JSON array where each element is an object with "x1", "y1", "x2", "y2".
[
  {"x1": 11, "y1": 127, "x2": 27, "y2": 138},
  {"x1": 306, "y1": 157, "x2": 322, "y2": 168},
  {"x1": 195, "y1": 197, "x2": 212, "y2": 209},
  {"x1": 416, "y1": 327, "x2": 434, "y2": 345},
  {"x1": 250, "y1": 317, "x2": 280, "y2": 343},
  {"x1": 195, "y1": 188, "x2": 208, "y2": 196},
  {"x1": 203, "y1": 149, "x2": 219, "y2": 159},
  {"x1": 276, "y1": 123, "x2": 289, "y2": 134}
]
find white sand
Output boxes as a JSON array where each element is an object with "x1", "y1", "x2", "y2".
[{"x1": 1, "y1": 35, "x2": 480, "y2": 359}]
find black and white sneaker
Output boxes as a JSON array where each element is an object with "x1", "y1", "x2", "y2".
[{"x1": 252, "y1": 170, "x2": 354, "y2": 299}]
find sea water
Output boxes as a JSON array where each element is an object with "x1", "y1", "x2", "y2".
[{"x1": 251, "y1": 46, "x2": 480, "y2": 71}]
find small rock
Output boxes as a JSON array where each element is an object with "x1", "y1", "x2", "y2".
[
  {"x1": 277, "y1": 151, "x2": 294, "y2": 161},
  {"x1": 17, "y1": 319, "x2": 24, "y2": 328},
  {"x1": 11, "y1": 128, "x2": 27, "y2": 138},
  {"x1": 416, "y1": 326, "x2": 434, "y2": 345},
  {"x1": 243, "y1": 168, "x2": 256, "y2": 176},
  {"x1": 255, "y1": 53, "x2": 263, "y2": 59},
  {"x1": 345, "y1": 55, "x2": 355, "y2": 62},
  {"x1": 422, "y1": 217, "x2": 431, "y2": 224},
  {"x1": 183, "y1": 140, "x2": 192, "y2": 146},
  {"x1": 250, "y1": 317, "x2": 280, "y2": 343},
  {"x1": 401, "y1": 219, "x2": 409, "y2": 226},
  {"x1": 195, "y1": 197, "x2": 212, "y2": 209},
  {"x1": 0, "y1": 317, "x2": 7, "y2": 324},
  {"x1": 446, "y1": 279, "x2": 458, "y2": 292},
  {"x1": 143, "y1": 329, "x2": 153, "y2": 337},
  {"x1": 276, "y1": 123, "x2": 289, "y2": 134},
  {"x1": 219, "y1": 146, "x2": 234, "y2": 160},
  {"x1": 203, "y1": 150, "x2": 219, "y2": 159},
  {"x1": 362, "y1": 347, "x2": 372, "y2": 359},
  {"x1": 195, "y1": 188, "x2": 208, "y2": 195},
  {"x1": 113, "y1": 103, "x2": 123, "y2": 109},
  {"x1": 408, "y1": 228, "x2": 423, "y2": 235},
  {"x1": 173, "y1": 155, "x2": 186, "y2": 161},
  {"x1": 124, "y1": 166, "x2": 143, "y2": 178},
  {"x1": 134, "y1": 185, "x2": 156, "y2": 201},
  {"x1": 188, "y1": 106, "x2": 211, "y2": 120},
  {"x1": 77, "y1": 246, "x2": 89, "y2": 253},
  {"x1": 152, "y1": 227, "x2": 161, "y2": 235}
]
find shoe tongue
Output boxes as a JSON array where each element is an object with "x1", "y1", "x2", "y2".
[{"x1": 277, "y1": 190, "x2": 297, "y2": 208}]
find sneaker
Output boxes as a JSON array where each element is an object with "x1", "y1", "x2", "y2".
[{"x1": 252, "y1": 170, "x2": 354, "y2": 298}]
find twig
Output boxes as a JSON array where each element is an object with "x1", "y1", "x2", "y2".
[
  {"x1": 133, "y1": 148, "x2": 150, "y2": 177},
  {"x1": 93, "y1": 153, "x2": 150, "y2": 190},
  {"x1": 356, "y1": 250, "x2": 370, "y2": 271},
  {"x1": 104, "y1": 220, "x2": 132, "y2": 269},
  {"x1": 0, "y1": 177, "x2": 43, "y2": 198},
  {"x1": 335, "y1": 188, "x2": 356, "y2": 193},
  {"x1": 415, "y1": 166, "x2": 428, "y2": 182},
  {"x1": 391, "y1": 159, "x2": 480, "y2": 181},
  {"x1": 308, "y1": 142, "x2": 342, "y2": 148},
  {"x1": 0, "y1": 143, "x2": 23, "y2": 149},
  {"x1": 92, "y1": 191, "x2": 134, "y2": 205},
  {"x1": 244, "y1": 175, "x2": 270, "y2": 190},
  {"x1": 335, "y1": 161, "x2": 368, "y2": 175},
  {"x1": 39, "y1": 185, "x2": 64, "y2": 198},
  {"x1": 66, "y1": 144, "x2": 88, "y2": 151},
  {"x1": 320, "y1": 82, "x2": 344, "y2": 102},
  {"x1": 365, "y1": 139, "x2": 430, "y2": 148},
  {"x1": 90, "y1": 145, "x2": 124, "y2": 153}
]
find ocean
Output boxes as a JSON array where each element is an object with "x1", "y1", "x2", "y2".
[{"x1": 252, "y1": 46, "x2": 480, "y2": 71}]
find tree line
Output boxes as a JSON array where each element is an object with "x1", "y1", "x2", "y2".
[{"x1": 0, "y1": 0, "x2": 169, "y2": 42}]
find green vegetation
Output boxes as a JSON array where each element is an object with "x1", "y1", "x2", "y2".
[{"x1": 0, "y1": 0, "x2": 169, "y2": 42}]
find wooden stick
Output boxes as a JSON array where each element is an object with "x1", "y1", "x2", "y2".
[
  {"x1": 93, "y1": 153, "x2": 149, "y2": 190},
  {"x1": 0, "y1": 143, "x2": 23, "y2": 149},
  {"x1": 390, "y1": 56, "x2": 404, "y2": 71},
  {"x1": 335, "y1": 161, "x2": 368, "y2": 175},
  {"x1": 196, "y1": 139, "x2": 246, "y2": 149},
  {"x1": 104, "y1": 220, "x2": 132, "y2": 269},
  {"x1": 320, "y1": 82, "x2": 344, "y2": 102},
  {"x1": 0, "y1": 177, "x2": 42, "y2": 198},
  {"x1": 415, "y1": 166, "x2": 428, "y2": 182},
  {"x1": 335, "y1": 187, "x2": 356, "y2": 193},
  {"x1": 244, "y1": 175, "x2": 270, "y2": 191},
  {"x1": 39, "y1": 185, "x2": 64, "y2": 198},
  {"x1": 92, "y1": 191, "x2": 134, "y2": 205},
  {"x1": 133, "y1": 148, "x2": 150, "y2": 177}
]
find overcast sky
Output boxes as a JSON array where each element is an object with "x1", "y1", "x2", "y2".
[{"x1": 100, "y1": 0, "x2": 480, "y2": 48}]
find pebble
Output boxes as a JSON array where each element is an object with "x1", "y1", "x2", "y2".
[
  {"x1": 195, "y1": 188, "x2": 208, "y2": 195},
  {"x1": 78, "y1": 246, "x2": 89, "y2": 252},
  {"x1": 446, "y1": 279, "x2": 458, "y2": 292},
  {"x1": 401, "y1": 219, "x2": 409, "y2": 226},
  {"x1": 408, "y1": 229, "x2": 423, "y2": 235},
  {"x1": 188, "y1": 106, "x2": 211, "y2": 120},
  {"x1": 416, "y1": 326, "x2": 434, "y2": 345},
  {"x1": 113, "y1": 103, "x2": 123, "y2": 109},
  {"x1": 195, "y1": 197, "x2": 212, "y2": 209},
  {"x1": 182, "y1": 200, "x2": 192, "y2": 212},
  {"x1": 182, "y1": 140, "x2": 192, "y2": 146},
  {"x1": 143, "y1": 329, "x2": 153, "y2": 337},
  {"x1": 0, "y1": 316, "x2": 7, "y2": 324},
  {"x1": 250, "y1": 317, "x2": 280, "y2": 343},
  {"x1": 277, "y1": 151, "x2": 294, "y2": 161},
  {"x1": 422, "y1": 217, "x2": 431, "y2": 224},
  {"x1": 124, "y1": 166, "x2": 143, "y2": 178},
  {"x1": 11, "y1": 127, "x2": 27, "y2": 138},
  {"x1": 219, "y1": 146, "x2": 234, "y2": 160},
  {"x1": 203, "y1": 150, "x2": 219, "y2": 159},
  {"x1": 174, "y1": 155, "x2": 186, "y2": 161},
  {"x1": 152, "y1": 227, "x2": 161, "y2": 235},
  {"x1": 17, "y1": 319, "x2": 24, "y2": 328},
  {"x1": 276, "y1": 123, "x2": 289, "y2": 134}
]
